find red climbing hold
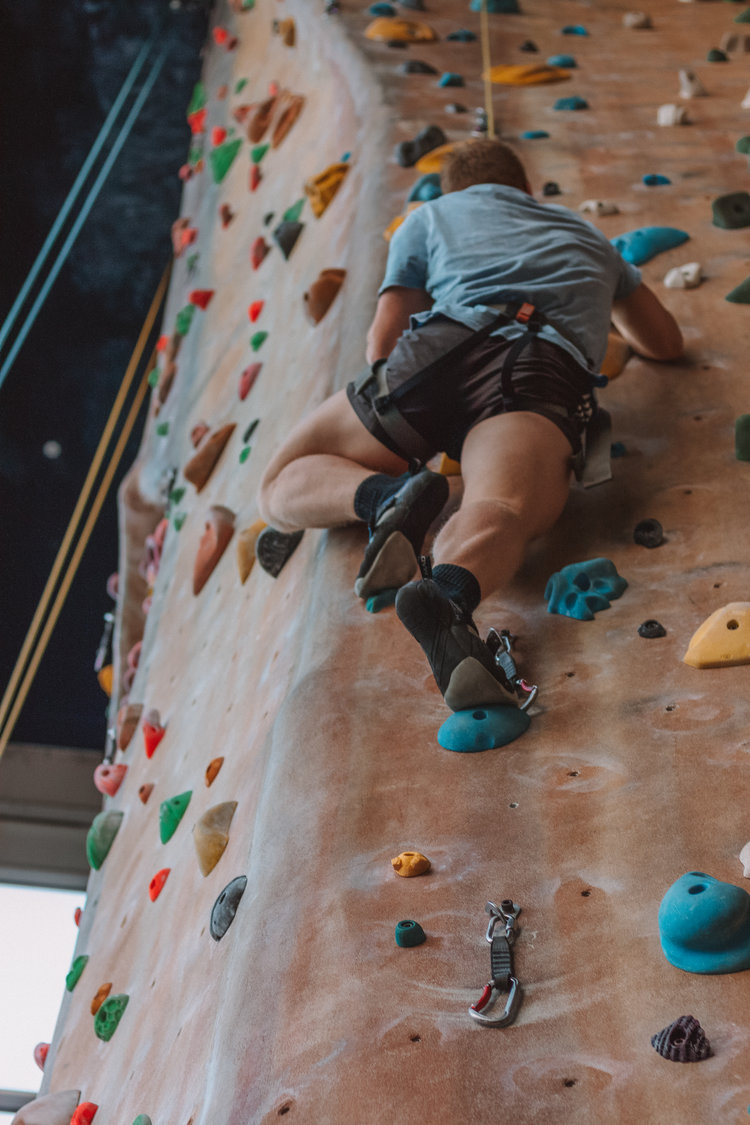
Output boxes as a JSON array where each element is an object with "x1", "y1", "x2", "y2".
[
  {"x1": 191, "y1": 421, "x2": 210, "y2": 448},
  {"x1": 269, "y1": 81, "x2": 279, "y2": 97},
  {"x1": 239, "y1": 363, "x2": 262, "y2": 400},
  {"x1": 212, "y1": 126, "x2": 227, "y2": 146},
  {"x1": 251, "y1": 237, "x2": 269, "y2": 269},
  {"x1": 33, "y1": 1042, "x2": 49, "y2": 1071},
  {"x1": 149, "y1": 868, "x2": 171, "y2": 902},
  {"x1": 248, "y1": 300, "x2": 264, "y2": 322},
  {"x1": 74, "y1": 906, "x2": 82, "y2": 926},
  {"x1": 142, "y1": 710, "x2": 166, "y2": 759},
  {"x1": 213, "y1": 26, "x2": 229, "y2": 44},
  {"x1": 93, "y1": 763, "x2": 128, "y2": 797},
  {"x1": 250, "y1": 163, "x2": 262, "y2": 192},
  {"x1": 71, "y1": 1104, "x2": 98, "y2": 1125},
  {"x1": 156, "y1": 334, "x2": 169, "y2": 352},
  {"x1": 189, "y1": 289, "x2": 215, "y2": 309},
  {"x1": 233, "y1": 105, "x2": 251, "y2": 124},
  {"x1": 187, "y1": 107, "x2": 207, "y2": 134}
]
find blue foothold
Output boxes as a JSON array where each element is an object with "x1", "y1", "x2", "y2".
[
  {"x1": 610, "y1": 226, "x2": 689, "y2": 265},
  {"x1": 369, "y1": 2, "x2": 396, "y2": 14},
  {"x1": 643, "y1": 173, "x2": 671, "y2": 186},
  {"x1": 521, "y1": 129, "x2": 549, "y2": 139},
  {"x1": 439, "y1": 72, "x2": 465, "y2": 87},
  {"x1": 561, "y1": 24, "x2": 588, "y2": 35},
  {"x1": 365, "y1": 588, "x2": 398, "y2": 613},
  {"x1": 547, "y1": 54, "x2": 576, "y2": 67},
  {"x1": 437, "y1": 705, "x2": 530, "y2": 752},
  {"x1": 658, "y1": 872, "x2": 750, "y2": 974},
  {"x1": 447, "y1": 28, "x2": 477, "y2": 41},
  {"x1": 554, "y1": 95, "x2": 588, "y2": 110},
  {"x1": 407, "y1": 172, "x2": 442, "y2": 202},
  {"x1": 544, "y1": 557, "x2": 627, "y2": 620},
  {"x1": 610, "y1": 441, "x2": 627, "y2": 458}
]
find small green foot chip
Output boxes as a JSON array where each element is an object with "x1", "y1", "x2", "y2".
[
  {"x1": 132, "y1": 1117, "x2": 153, "y2": 1125},
  {"x1": 66, "y1": 955, "x2": 89, "y2": 992},
  {"x1": 235, "y1": 78, "x2": 249, "y2": 94},
  {"x1": 735, "y1": 136, "x2": 750, "y2": 153},
  {"x1": 173, "y1": 512, "x2": 186, "y2": 531},
  {"x1": 156, "y1": 422, "x2": 169, "y2": 437},
  {"x1": 169, "y1": 486, "x2": 186, "y2": 505},
  {"x1": 187, "y1": 81, "x2": 206, "y2": 116},
  {"x1": 250, "y1": 143, "x2": 269, "y2": 164},
  {"x1": 438, "y1": 705, "x2": 530, "y2": 752},
  {"x1": 86, "y1": 810, "x2": 124, "y2": 869},
  {"x1": 175, "y1": 305, "x2": 195, "y2": 336},
  {"x1": 282, "y1": 199, "x2": 305, "y2": 223},
  {"x1": 395, "y1": 919, "x2": 426, "y2": 947},
  {"x1": 250, "y1": 331, "x2": 268, "y2": 351},
  {"x1": 736, "y1": 414, "x2": 750, "y2": 459},
  {"x1": 210, "y1": 139, "x2": 242, "y2": 184},
  {"x1": 159, "y1": 792, "x2": 192, "y2": 843},
  {"x1": 365, "y1": 588, "x2": 398, "y2": 613},
  {"x1": 239, "y1": 446, "x2": 251, "y2": 464},
  {"x1": 94, "y1": 994, "x2": 129, "y2": 1041},
  {"x1": 726, "y1": 276, "x2": 750, "y2": 303},
  {"x1": 147, "y1": 367, "x2": 159, "y2": 388}
]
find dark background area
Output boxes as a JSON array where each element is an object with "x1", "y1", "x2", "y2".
[{"x1": 0, "y1": 0, "x2": 209, "y2": 749}]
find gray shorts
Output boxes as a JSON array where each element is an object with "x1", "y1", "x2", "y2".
[{"x1": 347, "y1": 315, "x2": 595, "y2": 464}]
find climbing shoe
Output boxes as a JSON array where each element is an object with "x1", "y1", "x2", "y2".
[
  {"x1": 354, "y1": 469, "x2": 449, "y2": 599},
  {"x1": 255, "y1": 526, "x2": 304, "y2": 577},
  {"x1": 395, "y1": 578, "x2": 536, "y2": 711}
]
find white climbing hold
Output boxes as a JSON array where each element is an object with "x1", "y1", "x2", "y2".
[
  {"x1": 664, "y1": 262, "x2": 702, "y2": 289},
  {"x1": 657, "y1": 104, "x2": 688, "y2": 126},
  {"x1": 578, "y1": 199, "x2": 619, "y2": 216},
  {"x1": 740, "y1": 841, "x2": 750, "y2": 878},
  {"x1": 623, "y1": 11, "x2": 652, "y2": 28},
  {"x1": 679, "y1": 69, "x2": 706, "y2": 99},
  {"x1": 742, "y1": 87, "x2": 750, "y2": 109}
]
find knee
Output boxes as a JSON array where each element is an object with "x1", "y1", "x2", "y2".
[{"x1": 437, "y1": 498, "x2": 525, "y2": 546}]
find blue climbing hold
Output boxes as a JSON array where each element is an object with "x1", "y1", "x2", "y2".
[
  {"x1": 469, "y1": 0, "x2": 519, "y2": 10},
  {"x1": 610, "y1": 441, "x2": 627, "y2": 458},
  {"x1": 554, "y1": 95, "x2": 588, "y2": 110},
  {"x1": 561, "y1": 24, "x2": 588, "y2": 35},
  {"x1": 658, "y1": 872, "x2": 750, "y2": 974},
  {"x1": 521, "y1": 129, "x2": 549, "y2": 139},
  {"x1": 544, "y1": 558, "x2": 627, "y2": 621},
  {"x1": 610, "y1": 226, "x2": 689, "y2": 265},
  {"x1": 439, "y1": 73, "x2": 465, "y2": 87},
  {"x1": 547, "y1": 54, "x2": 576, "y2": 67},
  {"x1": 369, "y1": 2, "x2": 396, "y2": 14},
  {"x1": 437, "y1": 705, "x2": 530, "y2": 752},
  {"x1": 447, "y1": 28, "x2": 477, "y2": 41},
  {"x1": 365, "y1": 588, "x2": 398, "y2": 613},
  {"x1": 643, "y1": 173, "x2": 671, "y2": 186},
  {"x1": 407, "y1": 173, "x2": 442, "y2": 202}
]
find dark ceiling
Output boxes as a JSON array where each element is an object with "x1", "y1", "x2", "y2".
[{"x1": 0, "y1": 0, "x2": 208, "y2": 749}]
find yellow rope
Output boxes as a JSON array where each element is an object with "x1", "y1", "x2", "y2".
[
  {"x1": 479, "y1": 0, "x2": 496, "y2": 139},
  {"x1": 0, "y1": 264, "x2": 170, "y2": 760}
]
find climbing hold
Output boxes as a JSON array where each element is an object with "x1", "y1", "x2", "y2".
[
  {"x1": 251, "y1": 236, "x2": 270, "y2": 269},
  {"x1": 562, "y1": 24, "x2": 588, "y2": 35},
  {"x1": 255, "y1": 526, "x2": 304, "y2": 577},
  {"x1": 725, "y1": 276, "x2": 750, "y2": 303},
  {"x1": 210, "y1": 875, "x2": 247, "y2": 940},
  {"x1": 33, "y1": 1043, "x2": 49, "y2": 1071},
  {"x1": 304, "y1": 268, "x2": 346, "y2": 324},
  {"x1": 395, "y1": 919, "x2": 426, "y2": 947},
  {"x1": 542, "y1": 181, "x2": 561, "y2": 196},
  {"x1": 271, "y1": 91, "x2": 305, "y2": 149},
  {"x1": 623, "y1": 11, "x2": 652, "y2": 27},
  {"x1": 272, "y1": 17, "x2": 296, "y2": 46},
  {"x1": 216, "y1": 84, "x2": 228, "y2": 101},
  {"x1": 187, "y1": 81, "x2": 206, "y2": 117},
  {"x1": 736, "y1": 414, "x2": 750, "y2": 459},
  {"x1": 212, "y1": 26, "x2": 229, "y2": 46},
  {"x1": 138, "y1": 783, "x2": 154, "y2": 804},
  {"x1": 391, "y1": 851, "x2": 431, "y2": 877},
  {"x1": 438, "y1": 73, "x2": 465, "y2": 87},
  {"x1": 205, "y1": 757, "x2": 225, "y2": 786},
  {"x1": 86, "y1": 811, "x2": 123, "y2": 870},
  {"x1": 407, "y1": 174, "x2": 442, "y2": 202},
  {"x1": 175, "y1": 305, "x2": 195, "y2": 336},
  {"x1": 210, "y1": 139, "x2": 242, "y2": 184},
  {"x1": 489, "y1": 64, "x2": 571, "y2": 86},
  {"x1": 736, "y1": 135, "x2": 750, "y2": 153},
  {"x1": 247, "y1": 97, "x2": 276, "y2": 144},
  {"x1": 282, "y1": 199, "x2": 305, "y2": 224},
  {"x1": 706, "y1": 48, "x2": 728, "y2": 62},
  {"x1": 249, "y1": 163, "x2": 262, "y2": 192},
  {"x1": 211, "y1": 126, "x2": 227, "y2": 147},
  {"x1": 470, "y1": 0, "x2": 518, "y2": 10},
  {"x1": 544, "y1": 558, "x2": 628, "y2": 621},
  {"x1": 683, "y1": 602, "x2": 750, "y2": 668},
  {"x1": 521, "y1": 129, "x2": 549, "y2": 140},
  {"x1": 250, "y1": 331, "x2": 268, "y2": 351},
  {"x1": 243, "y1": 419, "x2": 260, "y2": 445},
  {"x1": 638, "y1": 620, "x2": 667, "y2": 639},
  {"x1": 678, "y1": 68, "x2": 706, "y2": 98},
  {"x1": 369, "y1": 1, "x2": 396, "y2": 14},
  {"x1": 400, "y1": 59, "x2": 438, "y2": 74},
  {"x1": 394, "y1": 124, "x2": 447, "y2": 168},
  {"x1": 643, "y1": 173, "x2": 671, "y2": 186},
  {"x1": 236, "y1": 519, "x2": 266, "y2": 582},
  {"x1": 71, "y1": 1105, "x2": 99, "y2": 1125},
  {"x1": 657, "y1": 104, "x2": 688, "y2": 126},
  {"x1": 365, "y1": 588, "x2": 398, "y2": 613},
  {"x1": 93, "y1": 763, "x2": 127, "y2": 798},
  {"x1": 438, "y1": 706, "x2": 530, "y2": 752},
  {"x1": 188, "y1": 289, "x2": 214, "y2": 310},
  {"x1": 364, "y1": 17, "x2": 437, "y2": 42},
  {"x1": 547, "y1": 54, "x2": 576, "y2": 67},
  {"x1": 740, "y1": 841, "x2": 750, "y2": 877},
  {"x1": 447, "y1": 28, "x2": 476, "y2": 41},
  {"x1": 193, "y1": 506, "x2": 235, "y2": 596},
  {"x1": 248, "y1": 301, "x2": 264, "y2": 323},
  {"x1": 116, "y1": 700, "x2": 142, "y2": 750},
  {"x1": 239, "y1": 363, "x2": 262, "y2": 401},
  {"x1": 712, "y1": 190, "x2": 750, "y2": 229},
  {"x1": 610, "y1": 227, "x2": 689, "y2": 265},
  {"x1": 579, "y1": 199, "x2": 619, "y2": 216},
  {"x1": 263, "y1": 212, "x2": 275, "y2": 226},
  {"x1": 651, "y1": 1015, "x2": 712, "y2": 1062},
  {"x1": 187, "y1": 107, "x2": 207, "y2": 135},
  {"x1": 94, "y1": 994, "x2": 129, "y2": 1042},
  {"x1": 148, "y1": 868, "x2": 170, "y2": 902},
  {"x1": 90, "y1": 982, "x2": 112, "y2": 1016},
  {"x1": 132, "y1": 1118, "x2": 153, "y2": 1125},
  {"x1": 66, "y1": 955, "x2": 89, "y2": 992},
  {"x1": 633, "y1": 517, "x2": 664, "y2": 548},
  {"x1": 658, "y1": 872, "x2": 750, "y2": 973},
  {"x1": 736, "y1": 5, "x2": 750, "y2": 21},
  {"x1": 272, "y1": 220, "x2": 304, "y2": 258},
  {"x1": 250, "y1": 143, "x2": 269, "y2": 165},
  {"x1": 554, "y1": 95, "x2": 588, "y2": 109},
  {"x1": 664, "y1": 262, "x2": 702, "y2": 289},
  {"x1": 519, "y1": 39, "x2": 538, "y2": 52},
  {"x1": 159, "y1": 792, "x2": 192, "y2": 844},
  {"x1": 304, "y1": 162, "x2": 350, "y2": 216},
  {"x1": 723, "y1": 31, "x2": 750, "y2": 55},
  {"x1": 184, "y1": 423, "x2": 236, "y2": 491},
  {"x1": 193, "y1": 801, "x2": 238, "y2": 876},
  {"x1": 400, "y1": 0, "x2": 425, "y2": 8}
]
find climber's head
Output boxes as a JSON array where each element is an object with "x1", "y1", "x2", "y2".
[{"x1": 441, "y1": 139, "x2": 531, "y2": 195}]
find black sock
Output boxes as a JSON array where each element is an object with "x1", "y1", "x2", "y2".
[
  {"x1": 353, "y1": 472, "x2": 411, "y2": 525},
  {"x1": 431, "y1": 563, "x2": 481, "y2": 616}
]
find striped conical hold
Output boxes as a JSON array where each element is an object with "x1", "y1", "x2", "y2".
[{"x1": 650, "y1": 1015, "x2": 712, "y2": 1062}]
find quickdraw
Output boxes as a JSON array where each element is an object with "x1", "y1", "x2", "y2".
[{"x1": 469, "y1": 900, "x2": 522, "y2": 1028}]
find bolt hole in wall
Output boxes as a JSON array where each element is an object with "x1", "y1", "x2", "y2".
[
  {"x1": 581, "y1": 890, "x2": 592, "y2": 897},
  {"x1": 563, "y1": 1078, "x2": 577, "y2": 1088},
  {"x1": 410, "y1": 1034, "x2": 422, "y2": 1043}
]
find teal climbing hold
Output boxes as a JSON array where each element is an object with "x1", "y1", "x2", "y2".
[
  {"x1": 726, "y1": 276, "x2": 750, "y2": 303},
  {"x1": 159, "y1": 792, "x2": 192, "y2": 844},
  {"x1": 447, "y1": 28, "x2": 477, "y2": 41},
  {"x1": 86, "y1": 810, "x2": 124, "y2": 870},
  {"x1": 210, "y1": 139, "x2": 242, "y2": 184},
  {"x1": 94, "y1": 994, "x2": 129, "y2": 1042},
  {"x1": 545, "y1": 557, "x2": 627, "y2": 620},
  {"x1": 395, "y1": 919, "x2": 426, "y2": 947},
  {"x1": 562, "y1": 24, "x2": 588, "y2": 35},
  {"x1": 282, "y1": 199, "x2": 305, "y2": 223},
  {"x1": 369, "y1": 1, "x2": 396, "y2": 13},
  {"x1": 735, "y1": 415, "x2": 750, "y2": 460},
  {"x1": 706, "y1": 47, "x2": 729, "y2": 61},
  {"x1": 175, "y1": 305, "x2": 195, "y2": 336},
  {"x1": 554, "y1": 95, "x2": 588, "y2": 110},
  {"x1": 643, "y1": 173, "x2": 671, "y2": 186},
  {"x1": 365, "y1": 588, "x2": 398, "y2": 613},
  {"x1": 439, "y1": 73, "x2": 465, "y2": 87},
  {"x1": 65, "y1": 955, "x2": 89, "y2": 992},
  {"x1": 470, "y1": 0, "x2": 519, "y2": 11},
  {"x1": 610, "y1": 227, "x2": 689, "y2": 265},
  {"x1": 521, "y1": 129, "x2": 549, "y2": 139},
  {"x1": 407, "y1": 173, "x2": 442, "y2": 202},
  {"x1": 187, "y1": 81, "x2": 206, "y2": 116},
  {"x1": 712, "y1": 191, "x2": 750, "y2": 229},
  {"x1": 658, "y1": 872, "x2": 750, "y2": 974},
  {"x1": 437, "y1": 705, "x2": 530, "y2": 752},
  {"x1": 250, "y1": 143, "x2": 269, "y2": 165},
  {"x1": 547, "y1": 54, "x2": 576, "y2": 67},
  {"x1": 735, "y1": 136, "x2": 750, "y2": 153},
  {"x1": 250, "y1": 331, "x2": 268, "y2": 351},
  {"x1": 132, "y1": 1117, "x2": 153, "y2": 1125}
]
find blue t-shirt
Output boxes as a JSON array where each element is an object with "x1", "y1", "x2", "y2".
[{"x1": 380, "y1": 184, "x2": 642, "y2": 372}]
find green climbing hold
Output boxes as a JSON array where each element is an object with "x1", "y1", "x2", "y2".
[
  {"x1": 147, "y1": 368, "x2": 159, "y2": 388},
  {"x1": 735, "y1": 415, "x2": 750, "y2": 459},
  {"x1": 250, "y1": 331, "x2": 268, "y2": 351},
  {"x1": 188, "y1": 144, "x2": 203, "y2": 167},
  {"x1": 239, "y1": 447, "x2": 251, "y2": 464},
  {"x1": 175, "y1": 305, "x2": 195, "y2": 336},
  {"x1": 282, "y1": 199, "x2": 305, "y2": 223},
  {"x1": 86, "y1": 810, "x2": 124, "y2": 870},
  {"x1": 706, "y1": 47, "x2": 729, "y2": 61},
  {"x1": 187, "y1": 81, "x2": 206, "y2": 117},
  {"x1": 736, "y1": 136, "x2": 750, "y2": 153},
  {"x1": 156, "y1": 422, "x2": 169, "y2": 437},
  {"x1": 169, "y1": 486, "x2": 186, "y2": 505},
  {"x1": 734, "y1": 6, "x2": 750, "y2": 20},
  {"x1": 235, "y1": 78, "x2": 249, "y2": 94},
  {"x1": 159, "y1": 792, "x2": 192, "y2": 843},
  {"x1": 395, "y1": 919, "x2": 427, "y2": 947},
  {"x1": 65, "y1": 955, "x2": 89, "y2": 992},
  {"x1": 712, "y1": 191, "x2": 750, "y2": 229},
  {"x1": 132, "y1": 1117, "x2": 153, "y2": 1125},
  {"x1": 94, "y1": 994, "x2": 129, "y2": 1042},
  {"x1": 210, "y1": 139, "x2": 242, "y2": 184},
  {"x1": 173, "y1": 512, "x2": 187, "y2": 531},
  {"x1": 250, "y1": 143, "x2": 269, "y2": 164},
  {"x1": 726, "y1": 275, "x2": 750, "y2": 302}
]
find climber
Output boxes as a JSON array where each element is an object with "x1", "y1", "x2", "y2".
[{"x1": 258, "y1": 139, "x2": 683, "y2": 711}]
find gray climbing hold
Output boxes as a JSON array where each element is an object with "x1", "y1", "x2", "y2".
[
  {"x1": 210, "y1": 876, "x2": 248, "y2": 941},
  {"x1": 273, "y1": 220, "x2": 304, "y2": 258},
  {"x1": 395, "y1": 124, "x2": 447, "y2": 167},
  {"x1": 633, "y1": 518, "x2": 664, "y2": 547},
  {"x1": 651, "y1": 1016, "x2": 712, "y2": 1062},
  {"x1": 256, "y1": 527, "x2": 304, "y2": 577},
  {"x1": 638, "y1": 620, "x2": 667, "y2": 639},
  {"x1": 400, "y1": 59, "x2": 438, "y2": 74},
  {"x1": 447, "y1": 29, "x2": 477, "y2": 41},
  {"x1": 712, "y1": 191, "x2": 750, "y2": 229}
]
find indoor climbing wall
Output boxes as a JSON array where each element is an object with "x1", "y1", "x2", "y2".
[{"x1": 26, "y1": 1, "x2": 750, "y2": 1122}]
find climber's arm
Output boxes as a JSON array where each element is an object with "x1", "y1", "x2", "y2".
[
  {"x1": 365, "y1": 285, "x2": 433, "y2": 364},
  {"x1": 611, "y1": 282, "x2": 684, "y2": 361}
]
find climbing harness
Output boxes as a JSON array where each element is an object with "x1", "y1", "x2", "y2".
[
  {"x1": 469, "y1": 900, "x2": 522, "y2": 1027},
  {"x1": 486, "y1": 628, "x2": 537, "y2": 710}
]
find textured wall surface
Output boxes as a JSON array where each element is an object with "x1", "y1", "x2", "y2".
[{"x1": 31, "y1": 0, "x2": 750, "y2": 1122}]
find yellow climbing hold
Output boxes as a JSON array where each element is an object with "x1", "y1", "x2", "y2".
[
  {"x1": 600, "y1": 331, "x2": 631, "y2": 380},
  {"x1": 391, "y1": 851, "x2": 431, "y2": 877},
  {"x1": 438, "y1": 453, "x2": 462, "y2": 476},
  {"x1": 415, "y1": 142, "x2": 465, "y2": 174},
  {"x1": 193, "y1": 801, "x2": 238, "y2": 876},
  {"x1": 97, "y1": 664, "x2": 114, "y2": 697},
  {"x1": 304, "y1": 162, "x2": 350, "y2": 218},
  {"x1": 364, "y1": 18, "x2": 437, "y2": 43},
  {"x1": 485, "y1": 63, "x2": 571, "y2": 86},
  {"x1": 683, "y1": 602, "x2": 750, "y2": 668},
  {"x1": 383, "y1": 202, "x2": 423, "y2": 242},
  {"x1": 237, "y1": 518, "x2": 267, "y2": 584}
]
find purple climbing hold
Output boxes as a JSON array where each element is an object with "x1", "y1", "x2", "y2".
[{"x1": 651, "y1": 1015, "x2": 712, "y2": 1062}]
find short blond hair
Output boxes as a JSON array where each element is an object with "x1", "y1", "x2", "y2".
[{"x1": 441, "y1": 139, "x2": 529, "y2": 193}]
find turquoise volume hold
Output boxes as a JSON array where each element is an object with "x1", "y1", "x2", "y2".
[
  {"x1": 658, "y1": 872, "x2": 750, "y2": 974},
  {"x1": 438, "y1": 705, "x2": 530, "y2": 752}
]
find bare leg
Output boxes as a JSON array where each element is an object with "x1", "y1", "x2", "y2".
[{"x1": 258, "y1": 389, "x2": 409, "y2": 532}]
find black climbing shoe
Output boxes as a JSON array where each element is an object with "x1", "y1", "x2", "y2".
[
  {"x1": 256, "y1": 526, "x2": 304, "y2": 577},
  {"x1": 354, "y1": 469, "x2": 449, "y2": 599},
  {"x1": 395, "y1": 578, "x2": 535, "y2": 711}
]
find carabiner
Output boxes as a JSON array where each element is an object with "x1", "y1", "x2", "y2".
[{"x1": 468, "y1": 975, "x2": 521, "y2": 1027}]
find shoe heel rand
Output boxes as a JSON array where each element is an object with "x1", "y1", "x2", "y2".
[{"x1": 444, "y1": 657, "x2": 520, "y2": 712}]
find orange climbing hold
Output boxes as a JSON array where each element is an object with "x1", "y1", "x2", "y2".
[
  {"x1": 205, "y1": 756, "x2": 225, "y2": 786},
  {"x1": 142, "y1": 710, "x2": 166, "y2": 758},
  {"x1": 93, "y1": 763, "x2": 128, "y2": 797},
  {"x1": 248, "y1": 300, "x2": 264, "y2": 322},
  {"x1": 90, "y1": 982, "x2": 112, "y2": 1016},
  {"x1": 187, "y1": 107, "x2": 207, "y2": 134},
  {"x1": 189, "y1": 289, "x2": 215, "y2": 310},
  {"x1": 190, "y1": 421, "x2": 210, "y2": 448},
  {"x1": 149, "y1": 868, "x2": 171, "y2": 902},
  {"x1": 33, "y1": 1043, "x2": 49, "y2": 1071},
  {"x1": 272, "y1": 91, "x2": 305, "y2": 148},
  {"x1": 383, "y1": 202, "x2": 423, "y2": 241},
  {"x1": 415, "y1": 142, "x2": 464, "y2": 174},
  {"x1": 239, "y1": 363, "x2": 261, "y2": 400},
  {"x1": 364, "y1": 17, "x2": 437, "y2": 42},
  {"x1": 247, "y1": 96, "x2": 277, "y2": 143},
  {"x1": 193, "y1": 506, "x2": 236, "y2": 596},
  {"x1": 274, "y1": 17, "x2": 296, "y2": 46},
  {"x1": 304, "y1": 162, "x2": 350, "y2": 218},
  {"x1": 74, "y1": 906, "x2": 82, "y2": 926},
  {"x1": 251, "y1": 236, "x2": 270, "y2": 269},
  {"x1": 237, "y1": 519, "x2": 267, "y2": 582},
  {"x1": 193, "y1": 801, "x2": 238, "y2": 875},
  {"x1": 438, "y1": 453, "x2": 462, "y2": 476},
  {"x1": 117, "y1": 701, "x2": 143, "y2": 750},
  {"x1": 304, "y1": 268, "x2": 346, "y2": 324},
  {"x1": 139, "y1": 783, "x2": 154, "y2": 804},
  {"x1": 184, "y1": 423, "x2": 236, "y2": 491},
  {"x1": 486, "y1": 63, "x2": 571, "y2": 85},
  {"x1": 71, "y1": 1105, "x2": 98, "y2": 1125},
  {"x1": 212, "y1": 126, "x2": 227, "y2": 146}
]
